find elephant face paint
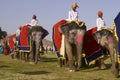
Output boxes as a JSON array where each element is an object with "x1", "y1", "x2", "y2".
[
  {"x1": 68, "y1": 29, "x2": 85, "y2": 44},
  {"x1": 32, "y1": 31, "x2": 43, "y2": 42}
]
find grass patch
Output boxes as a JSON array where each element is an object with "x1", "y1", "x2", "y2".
[{"x1": 0, "y1": 53, "x2": 120, "y2": 80}]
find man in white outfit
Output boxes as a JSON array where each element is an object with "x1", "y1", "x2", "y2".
[
  {"x1": 16, "y1": 26, "x2": 22, "y2": 41},
  {"x1": 30, "y1": 14, "x2": 39, "y2": 26},
  {"x1": 95, "y1": 11, "x2": 107, "y2": 69},
  {"x1": 96, "y1": 11, "x2": 106, "y2": 31},
  {"x1": 61, "y1": 2, "x2": 79, "y2": 57},
  {"x1": 67, "y1": 2, "x2": 79, "y2": 21}
]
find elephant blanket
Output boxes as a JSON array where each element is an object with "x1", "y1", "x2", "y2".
[
  {"x1": 114, "y1": 12, "x2": 120, "y2": 63},
  {"x1": 9, "y1": 34, "x2": 16, "y2": 52},
  {"x1": 18, "y1": 25, "x2": 31, "y2": 51},
  {"x1": 20, "y1": 25, "x2": 29, "y2": 46},
  {"x1": 83, "y1": 27, "x2": 103, "y2": 65},
  {"x1": 53, "y1": 19, "x2": 67, "y2": 57}
]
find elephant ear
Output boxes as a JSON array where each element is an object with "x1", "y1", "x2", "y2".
[
  {"x1": 60, "y1": 23, "x2": 69, "y2": 35},
  {"x1": 93, "y1": 31, "x2": 101, "y2": 41},
  {"x1": 28, "y1": 26, "x2": 49, "y2": 39},
  {"x1": 29, "y1": 26, "x2": 43, "y2": 35},
  {"x1": 42, "y1": 27, "x2": 49, "y2": 39}
]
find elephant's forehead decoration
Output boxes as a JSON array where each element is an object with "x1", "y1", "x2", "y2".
[
  {"x1": 68, "y1": 20, "x2": 85, "y2": 28},
  {"x1": 60, "y1": 20, "x2": 86, "y2": 37},
  {"x1": 29, "y1": 25, "x2": 49, "y2": 39}
]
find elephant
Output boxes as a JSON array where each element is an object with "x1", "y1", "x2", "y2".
[
  {"x1": 29, "y1": 25, "x2": 49, "y2": 64},
  {"x1": 93, "y1": 28, "x2": 119, "y2": 77},
  {"x1": 59, "y1": 21, "x2": 86, "y2": 72}
]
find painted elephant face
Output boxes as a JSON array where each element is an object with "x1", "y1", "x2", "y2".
[
  {"x1": 94, "y1": 29, "x2": 113, "y2": 46},
  {"x1": 60, "y1": 21, "x2": 86, "y2": 43},
  {"x1": 29, "y1": 26, "x2": 49, "y2": 39}
]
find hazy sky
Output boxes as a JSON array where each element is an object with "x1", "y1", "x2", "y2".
[{"x1": 0, "y1": 0, "x2": 120, "y2": 40}]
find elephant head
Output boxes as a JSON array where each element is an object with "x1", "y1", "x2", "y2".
[
  {"x1": 59, "y1": 21, "x2": 86, "y2": 72},
  {"x1": 94, "y1": 29, "x2": 119, "y2": 77},
  {"x1": 29, "y1": 26, "x2": 49, "y2": 64},
  {"x1": 60, "y1": 21, "x2": 86, "y2": 44}
]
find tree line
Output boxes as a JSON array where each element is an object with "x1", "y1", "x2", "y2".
[{"x1": 0, "y1": 27, "x2": 7, "y2": 39}]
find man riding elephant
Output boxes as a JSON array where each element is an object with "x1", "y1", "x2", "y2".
[
  {"x1": 16, "y1": 14, "x2": 48, "y2": 64},
  {"x1": 29, "y1": 25, "x2": 49, "y2": 64},
  {"x1": 28, "y1": 14, "x2": 49, "y2": 64}
]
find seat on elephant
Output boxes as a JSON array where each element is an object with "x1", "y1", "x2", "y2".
[
  {"x1": 83, "y1": 27, "x2": 104, "y2": 65},
  {"x1": 18, "y1": 25, "x2": 32, "y2": 52}
]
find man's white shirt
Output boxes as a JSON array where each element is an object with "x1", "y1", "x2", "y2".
[
  {"x1": 30, "y1": 19, "x2": 39, "y2": 26},
  {"x1": 96, "y1": 18, "x2": 106, "y2": 31},
  {"x1": 16, "y1": 29, "x2": 20, "y2": 36},
  {"x1": 67, "y1": 10, "x2": 79, "y2": 21}
]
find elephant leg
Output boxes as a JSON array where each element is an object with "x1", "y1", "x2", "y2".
[
  {"x1": 30, "y1": 41, "x2": 36, "y2": 64},
  {"x1": 24, "y1": 52, "x2": 29, "y2": 61},
  {"x1": 15, "y1": 51, "x2": 20, "y2": 59},
  {"x1": 65, "y1": 38, "x2": 75, "y2": 72},
  {"x1": 95, "y1": 56, "x2": 106, "y2": 69},
  {"x1": 20, "y1": 52, "x2": 22, "y2": 60},
  {"x1": 10, "y1": 53, "x2": 14, "y2": 59},
  {"x1": 76, "y1": 44, "x2": 82, "y2": 70},
  {"x1": 99, "y1": 58, "x2": 106, "y2": 69},
  {"x1": 57, "y1": 57, "x2": 63, "y2": 67},
  {"x1": 34, "y1": 36, "x2": 41, "y2": 64},
  {"x1": 26, "y1": 53, "x2": 30, "y2": 61},
  {"x1": 64, "y1": 53, "x2": 69, "y2": 68},
  {"x1": 22, "y1": 52, "x2": 26, "y2": 61},
  {"x1": 95, "y1": 60, "x2": 101, "y2": 69},
  {"x1": 94, "y1": 58, "x2": 106, "y2": 69},
  {"x1": 109, "y1": 48, "x2": 119, "y2": 77}
]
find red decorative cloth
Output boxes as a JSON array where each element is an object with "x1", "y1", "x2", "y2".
[
  {"x1": 20, "y1": 25, "x2": 29, "y2": 46},
  {"x1": 83, "y1": 27, "x2": 100, "y2": 57},
  {"x1": 53, "y1": 19, "x2": 67, "y2": 53},
  {"x1": 9, "y1": 34, "x2": 16, "y2": 51}
]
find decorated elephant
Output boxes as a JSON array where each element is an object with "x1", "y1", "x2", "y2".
[
  {"x1": 93, "y1": 28, "x2": 119, "y2": 77},
  {"x1": 29, "y1": 25, "x2": 49, "y2": 64},
  {"x1": 59, "y1": 21, "x2": 86, "y2": 72}
]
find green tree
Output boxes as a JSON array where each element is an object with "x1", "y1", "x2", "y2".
[{"x1": 0, "y1": 27, "x2": 7, "y2": 39}]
